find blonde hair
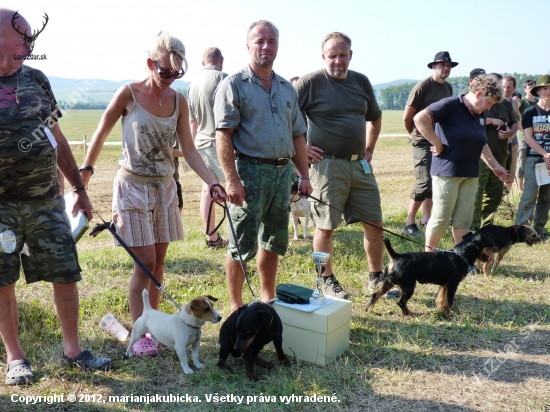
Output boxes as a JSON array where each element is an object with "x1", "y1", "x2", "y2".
[
  {"x1": 148, "y1": 32, "x2": 187, "y2": 75},
  {"x1": 469, "y1": 73, "x2": 503, "y2": 103}
]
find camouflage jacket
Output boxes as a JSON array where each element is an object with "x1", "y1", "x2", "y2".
[{"x1": 0, "y1": 65, "x2": 62, "y2": 200}]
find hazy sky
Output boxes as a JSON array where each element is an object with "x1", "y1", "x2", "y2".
[{"x1": 5, "y1": 0, "x2": 549, "y2": 85}]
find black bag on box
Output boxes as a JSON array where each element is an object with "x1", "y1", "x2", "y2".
[{"x1": 276, "y1": 284, "x2": 313, "y2": 304}]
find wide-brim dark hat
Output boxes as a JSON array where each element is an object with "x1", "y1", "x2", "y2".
[
  {"x1": 427, "y1": 51, "x2": 458, "y2": 69},
  {"x1": 531, "y1": 74, "x2": 550, "y2": 96}
]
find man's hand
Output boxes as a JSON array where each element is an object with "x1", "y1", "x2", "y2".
[
  {"x1": 73, "y1": 191, "x2": 93, "y2": 221},
  {"x1": 497, "y1": 128, "x2": 515, "y2": 140},
  {"x1": 209, "y1": 184, "x2": 227, "y2": 203},
  {"x1": 298, "y1": 178, "x2": 313, "y2": 199},
  {"x1": 226, "y1": 178, "x2": 246, "y2": 206},
  {"x1": 491, "y1": 164, "x2": 509, "y2": 182},
  {"x1": 430, "y1": 142, "x2": 445, "y2": 156},
  {"x1": 307, "y1": 145, "x2": 324, "y2": 164},
  {"x1": 363, "y1": 149, "x2": 374, "y2": 163}
]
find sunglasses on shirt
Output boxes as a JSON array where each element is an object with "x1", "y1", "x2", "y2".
[{"x1": 152, "y1": 61, "x2": 185, "y2": 79}]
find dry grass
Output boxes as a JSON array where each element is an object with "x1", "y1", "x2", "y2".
[{"x1": 1, "y1": 111, "x2": 549, "y2": 412}]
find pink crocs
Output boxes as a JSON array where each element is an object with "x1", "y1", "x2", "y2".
[{"x1": 132, "y1": 337, "x2": 158, "y2": 357}]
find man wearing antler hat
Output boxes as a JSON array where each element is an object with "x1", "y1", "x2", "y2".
[
  {"x1": 402, "y1": 51, "x2": 457, "y2": 236},
  {"x1": 0, "y1": 8, "x2": 112, "y2": 385}
]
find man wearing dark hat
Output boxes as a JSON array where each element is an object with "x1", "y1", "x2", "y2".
[
  {"x1": 402, "y1": 51, "x2": 457, "y2": 236},
  {"x1": 470, "y1": 68, "x2": 486, "y2": 81},
  {"x1": 471, "y1": 72, "x2": 518, "y2": 230}
]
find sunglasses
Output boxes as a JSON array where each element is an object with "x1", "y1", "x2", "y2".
[{"x1": 152, "y1": 61, "x2": 184, "y2": 79}]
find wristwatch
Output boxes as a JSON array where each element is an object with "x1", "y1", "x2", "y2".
[
  {"x1": 79, "y1": 165, "x2": 94, "y2": 175},
  {"x1": 72, "y1": 186, "x2": 87, "y2": 192}
]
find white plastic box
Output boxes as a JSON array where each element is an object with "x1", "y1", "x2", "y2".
[{"x1": 269, "y1": 299, "x2": 352, "y2": 366}]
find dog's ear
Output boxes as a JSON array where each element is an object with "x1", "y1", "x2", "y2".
[
  {"x1": 259, "y1": 310, "x2": 272, "y2": 327},
  {"x1": 190, "y1": 298, "x2": 208, "y2": 311},
  {"x1": 205, "y1": 295, "x2": 218, "y2": 302},
  {"x1": 236, "y1": 304, "x2": 249, "y2": 316}
]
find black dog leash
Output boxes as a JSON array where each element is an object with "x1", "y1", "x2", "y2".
[
  {"x1": 208, "y1": 184, "x2": 259, "y2": 302},
  {"x1": 90, "y1": 208, "x2": 182, "y2": 312},
  {"x1": 303, "y1": 192, "x2": 444, "y2": 252}
]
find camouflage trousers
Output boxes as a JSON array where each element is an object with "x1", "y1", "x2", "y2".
[
  {"x1": 471, "y1": 159, "x2": 506, "y2": 230},
  {"x1": 227, "y1": 158, "x2": 293, "y2": 262},
  {"x1": 0, "y1": 197, "x2": 82, "y2": 287}
]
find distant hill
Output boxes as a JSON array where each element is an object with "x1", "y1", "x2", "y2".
[
  {"x1": 48, "y1": 76, "x2": 190, "y2": 92},
  {"x1": 372, "y1": 79, "x2": 417, "y2": 98},
  {"x1": 47, "y1": 76, "x2": 191, "y2": 109}
]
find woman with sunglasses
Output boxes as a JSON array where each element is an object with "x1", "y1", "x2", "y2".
[{"x1": 81, "y1": 33, "x2": 224, "y2": 354}]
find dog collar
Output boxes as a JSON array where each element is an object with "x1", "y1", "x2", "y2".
[
  {"x1": 451, "y1": 249, "x2": 470, "y2": 266},
  {"x1": 182, "y1": 319, "x2": 201, "y2": 330}
]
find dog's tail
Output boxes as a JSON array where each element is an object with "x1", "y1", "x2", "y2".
[
  {"x1": 382, "y1": 237, "x2": 398, "y2": 261},
  {"x1": 141, "y1": 289, "x2": 152, "y2": 312}
]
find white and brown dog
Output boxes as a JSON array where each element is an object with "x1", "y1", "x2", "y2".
[
  {"x1": 290, "y1": 183, "x2": 315, "y2": 240},
  {"x1": 126, "y1": 289, "x2": 222, "y2": 374}
]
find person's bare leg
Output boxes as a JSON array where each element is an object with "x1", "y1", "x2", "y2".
[
  {"x1": 147, "y1": 242, "x2": 169, "y2": 310},
  {"x1": 421, "y1": 199, "x2": 433, "y2": 225},
  {"x1": 53, "y1": 282, "x2": 83, "y2": 358},
  {"x1": 518, "y1": 177, "x2": 524, "y2": 192},
  {"x1": 256, "y1": 248, "x2": 278, "y2": 303},
  {"x1": 226, "y1": 254, "x2": 245, "y2": 313},
  {"x1": 0, "y1": 284, "x2": 25, "y2": 364},
  {"x1": 425, "y1": 231, "x2": 443, "y2": 252},
  {"x1": 452, "y1": 227, "x2": 470, "y2": 245},
  {"x1": 313, "y1": 227, "x2": 334, "y2": 276},
  {"x1": 362, "y1": 221, "x2": 384, "y2": 272},
  {"x1": 128, "y1": 244, "x2": 157, "y2": 323},
  {"x1": 405, "y1": 199, "x2": 422, "y2": 226}
]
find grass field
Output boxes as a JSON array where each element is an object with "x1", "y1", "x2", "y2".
[{"x1": 1, "y1": 111, "x2": 549, "y2": 412}]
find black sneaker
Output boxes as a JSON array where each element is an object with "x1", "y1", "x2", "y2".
[
  {"x1": 322, "y1": 275, "x2": 349, "y2": 299},
  {"x1": 404, "y1": 223, "x2": 421, "y2": 236}
]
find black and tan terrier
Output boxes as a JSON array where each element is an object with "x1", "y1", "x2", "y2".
[
  {"x1": 468, "y1": 224, "x2": 540, "y2": 276},
  {"x1": 366, "y1": 235, "x2": 496, "y2": 317}
]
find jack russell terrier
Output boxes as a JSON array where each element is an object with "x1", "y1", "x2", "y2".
[{"x1": 126, "y1": 289, "x2": 222, "y2": 374}]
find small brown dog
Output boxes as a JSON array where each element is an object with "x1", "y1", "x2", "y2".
[{"x1": 470, "y1": 224, "x2": 540, "y2": 275}]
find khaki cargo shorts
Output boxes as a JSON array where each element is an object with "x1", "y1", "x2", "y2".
[{"x1": 309, "y1": 158, "x2": 382, "y2": 229}]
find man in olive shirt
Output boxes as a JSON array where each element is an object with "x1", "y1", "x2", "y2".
[
  {"x1": 471, "y1": 73, "x2": 518, "y2": 229},
  {"x1": 403, "y1": 51, "x2": 457, "y2": 236},
  {"x1": 295, "y1": 32, "x2": 383, "y2": 298}
]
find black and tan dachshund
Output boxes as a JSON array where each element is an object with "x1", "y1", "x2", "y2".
[
  {"x1": 366, "y1": 235, "x2": 496, "y2": 317},
  {"x1": 218, "y1": 302, "x2": 290, "y2": 381}
]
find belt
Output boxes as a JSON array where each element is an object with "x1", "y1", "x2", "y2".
[
  {"x1": 323, "y1": 151, "x2": 363, "y2": 161},
  {"x1": 116, "y1": 168, "x2": 173, "y2": 185},
  {"x1": 237, "y1": 154, "x2": 290, "y2": 167}
]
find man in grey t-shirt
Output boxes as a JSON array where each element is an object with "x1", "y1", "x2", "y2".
[
  {"x1": 295, "y1": 32, "x2": 383, "y2": 298},
  {"x1": 188, "y1": 47, "x2": 228, "y2": 249}
]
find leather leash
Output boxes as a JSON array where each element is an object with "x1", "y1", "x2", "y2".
[
  {"x1": 208, "y1": 184, "x2": 259, "y2": 302},
  {"x1": 90, "y1": 208, "x2": 182, "y2": 312}
]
